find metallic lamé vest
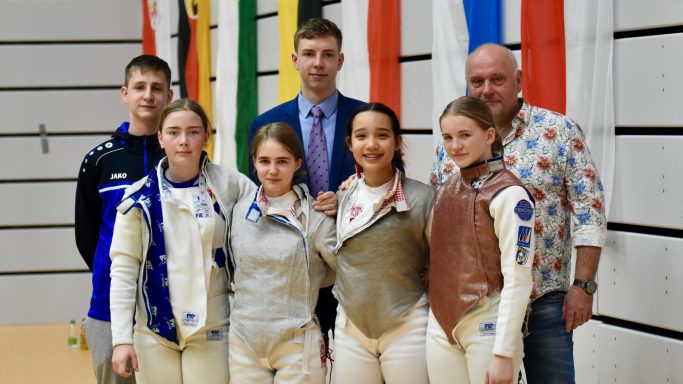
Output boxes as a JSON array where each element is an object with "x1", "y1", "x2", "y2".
[
  {"x1": 229, "y1": 185, "x2": 335, "y2": 357},
  {"x1": 430, "y1": 160, "x2": 527, "y2": 344},
  {"x1": 334, "y1": 177, "x2": 435, "y2": 339}
]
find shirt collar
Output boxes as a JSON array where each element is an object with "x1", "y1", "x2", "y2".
[
  {"x1": 354, "y1": 167, "x2": 410, "y2": 213},
  {"x1": 512, "y1": 98, "x2": 532, "y2": 129},
  {"x1": 255, "y1": 184, "x2": 306, "y2": 219},
  {"x1": 502, "y1": 98, "x2": 532, "y2": 144},
  {"x1": 298, "y1": 90, "x2": 339, "y2": 118}
]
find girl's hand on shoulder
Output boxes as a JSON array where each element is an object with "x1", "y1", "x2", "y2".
[
  {"x1": 485, "y1": 355, "x2": 513, "y2": 384},
  {"x1": 313, "y1": 191, "x2": 338, "y2": 217},
  {"x1": 112, "y1": 344, "x2": 138, "y2": 378}
]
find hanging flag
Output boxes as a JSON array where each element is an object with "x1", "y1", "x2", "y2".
[
  {"x1": 430, "y1": 0, "x2": 501, "y2": 147},
  {"x1": 177, "y1": 0, "x2": 214, "y2": 157},
  {"x1": 142, "y1": 0, "x2": 156, "y2": 54},
  {"x1": 141, "y1": 0, "x2": 172, "y2": 63},
  {"x1": 277, "y1": 0, "x2": 323, "y2": 103},
  {"x1": 196, "y1": 0, "x2": 212, "y2": 118},
  {"x1": 522, "y1": 0, "x2": 614, "y2": 214},
  {"x1": 337, "y1": 0, "x2": 370, "y2": 103},
  {"x1": 277, "y1": 0, "x2": 300, "y2": 103},
  {"x1": 338, "y1": 0, "x2": 400, "y2": 115},
  {"x1": 368, "y1": 0, "x2": 401, "y2": 116},
  {"x1": 521, "y1": 0, "x2": 566, "y2": 114},
  {"x1": 429, "y1": 0, "x2": 614, "y2": 214},
  {"x1": 234, "y1": 0, "x2": 258, "y2": 173},
  {"x1": 298, "y1": 0, "x2": 322, "y2": 27},
  {"x1": 213, "y1": 0, "x2": 239, "y2": 169},
  {"x1": 177, "y1": 0, "x2": 198, "y2": 99},
  {"x1": 562, "y1": 0, "x2": 615, "y2": 215}
]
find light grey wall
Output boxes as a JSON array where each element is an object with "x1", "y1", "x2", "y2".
[{"x1": 0, "y1": 1, "x2": 681, "y2": 382}]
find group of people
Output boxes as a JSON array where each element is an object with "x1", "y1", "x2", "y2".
[{"x1": 75, "y1": 17, "x2": 606, "y2": 384}]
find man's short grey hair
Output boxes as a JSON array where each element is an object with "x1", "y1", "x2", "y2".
[{"x1": 466, "y1": 43, "x2": 519, "y2": 74}]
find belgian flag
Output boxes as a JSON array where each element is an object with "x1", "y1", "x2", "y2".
[{"x1": 277, "y1": 0, "x2": 323, "y2": 103}]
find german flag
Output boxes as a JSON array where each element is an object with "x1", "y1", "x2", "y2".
[{"x1": 178, "y1": 0, "x2": 214, "y2": 158}]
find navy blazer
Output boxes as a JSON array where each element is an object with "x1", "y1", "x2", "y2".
[{"x1": 248, "y1": 92, "x2": 365, "y2": 192}]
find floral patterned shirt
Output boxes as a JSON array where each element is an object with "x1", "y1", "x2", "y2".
[{"x1": 430, "y1": 99, "x2": 607, "y2": 298}]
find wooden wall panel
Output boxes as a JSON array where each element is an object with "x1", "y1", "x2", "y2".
[
  {"x1": 0, "y1": 228, "x2": 86, "y2": 272},
  {"x1": 400, "y1": 0, "x2": 432, "y2": 56},
  {"x1": 401, "y1": 60, "x2": 433, "y2": 130},
  {"x1": 614, "y1": 0, "x2": 683, "y2": 31},
  {"x1": 0, "y1": 0, "x2": 140, "y2": 41},
  {"x1": 257, "y1": 0, "x2": 277, "y2": 15},
  {"x1": 573, "y1": 320, "x2": 602, "y2": 384},
  {"x1": 502, "y1": 0, "x2": 522, "y2": 45},
  {"x1": 0, "y1": 136, "x2": 108, "y2": 180},
  {"x1": 257, "y1": 74, "x2": 279, "y2": 114},
  {"x1": 609, "y1": 136, "x2": 683, "y2": 229},
  {"x1": 321, "y1": 2, "x2": 342, "y2": 27},
  {"x1": 403, "y1": 134, "x2": 433, "y2": 184},
  {"x1": 0, "y1": 44, "x2": 140, "y2": 88},
  {"x1": 599, "y1": 231, "x2": 683, "y2": 332},
  {"x1": 0, "y1": 90, "x2": 127, "y2": 134},
  {"x1": 0, "y1": 182, "x2": 75, "y2": 227},
  {"x1": 0, "y1": 273, "x2": 91, "y2": 325},
  {"x1": 257, "y1": 17, "x2": 279, "y2": 73},
  {"x1": 614, "y1": 34, "x2": 683, "y2": 127},
  {"x1": 598, "y1": 324, "x2": 683, "y2": 384}
]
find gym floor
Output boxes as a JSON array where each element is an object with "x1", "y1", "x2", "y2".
[{"x1": 2, "y1": 324, "x2": 95, "y2": 384}]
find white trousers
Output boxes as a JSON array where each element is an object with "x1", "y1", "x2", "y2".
[
  {"x1": 133, "y1": 268, "x2": 230, "y2": 384},
  {"x1": 228, "y1": 322, "x2": 326, "y2": 384},
  {"x1": 333, "y1": 303, "x2": 429, "y2": 384},
  {"x1": 426, "y1": 295, "x2": 523, "y2": 384}
]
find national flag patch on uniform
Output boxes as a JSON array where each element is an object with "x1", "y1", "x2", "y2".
[{"x1": 517, "y1": 226, "x2": 532, "y2": 247}]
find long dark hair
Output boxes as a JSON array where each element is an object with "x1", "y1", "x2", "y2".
[{"x1": 345, "y1": 102, "x2": 406, "y2": 173}]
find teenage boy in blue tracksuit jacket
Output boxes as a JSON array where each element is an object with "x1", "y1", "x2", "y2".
[{"x1": 74, "y1": 54, "x2": 173, "y2": 384}]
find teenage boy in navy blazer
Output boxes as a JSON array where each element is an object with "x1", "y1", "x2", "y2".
[{"x1": 248, "y1": 18, "x2": 365, "y2": 349}]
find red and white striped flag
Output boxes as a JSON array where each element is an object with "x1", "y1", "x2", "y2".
[{"x1": 337, "y1": 0, "x2": 401, "y2": 116}]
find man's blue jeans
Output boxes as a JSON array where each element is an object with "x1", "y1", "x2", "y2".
[{"x1": 523, "y1": 291, "x2": 575, "y2": 384}]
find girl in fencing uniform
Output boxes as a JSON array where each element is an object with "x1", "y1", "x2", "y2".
[
  {"x1": 428, "y1": 96, "x2": 534, "y2": 384},
  {"x1": 332, "y1": 103, "x2": 434, "y2": 384},
  {"x1": 228, "y1": 122, "x2": 336, "y2": 384},
  {"x1": 109, "y1": 98, "x2": 255, "y2": 384}
]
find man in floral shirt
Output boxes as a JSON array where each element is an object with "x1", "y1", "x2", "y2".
[{"x1": 430, "y1": 44, "x2": 607, "y2": 384}]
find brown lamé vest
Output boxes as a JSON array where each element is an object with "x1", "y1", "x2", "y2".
[{"x1": 430, "y1": 159, "x2": 527, "y2": 344}]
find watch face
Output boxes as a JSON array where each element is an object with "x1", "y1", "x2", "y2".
[
  {"x1": 574, "y1": 279, "x2": 598, "y2": 294},
  {"x1": 586, "y1": 281, "x2": 598, "y2": 294}
]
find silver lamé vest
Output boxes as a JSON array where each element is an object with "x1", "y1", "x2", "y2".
[{"x1": 334, "y1": 177, "x2": 435, "y2": 339}]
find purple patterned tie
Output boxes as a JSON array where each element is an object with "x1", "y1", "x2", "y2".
[{"x1": 307, "y1": 105, "x2": 329, "y2": 195}]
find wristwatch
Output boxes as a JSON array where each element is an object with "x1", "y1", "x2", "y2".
[{"x1": 573, "y1": 279, "x2": 598, "y2": 294}]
